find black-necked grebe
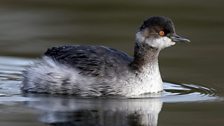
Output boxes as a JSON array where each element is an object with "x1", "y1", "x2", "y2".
[{"x1": 22, "y1": 16, "x2": 190, "y2": 96}]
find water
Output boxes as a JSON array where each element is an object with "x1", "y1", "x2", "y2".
[
  {"x1": 0, "y1": 57, "x2": 221, "y2": 126},
  {"x1": 0, "y1": 0, "x2": 224, "y2": 126}
]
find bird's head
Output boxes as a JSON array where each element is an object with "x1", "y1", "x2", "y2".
[{"x1": 136, "y1": 16, "x2": 190, "y2": 50}]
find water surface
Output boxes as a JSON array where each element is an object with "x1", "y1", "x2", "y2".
[{"x1": 0, "y1": 56, "x2": 221, "y2": 126}]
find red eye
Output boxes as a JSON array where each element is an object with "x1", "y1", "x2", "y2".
[{"x1": 159, "y1": 31, "x2": 165, "y2": 36}]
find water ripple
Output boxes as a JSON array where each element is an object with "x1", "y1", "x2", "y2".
[{"x1": 0, "y1": 56, "x2": 219, "y2": 103}]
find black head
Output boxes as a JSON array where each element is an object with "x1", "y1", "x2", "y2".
[
  {"x1": 138, "y1": 16, "x2": 190, "y2": 44},
  {"x1": 140, "y1": 16, "x2": 175, "y2": 35}
]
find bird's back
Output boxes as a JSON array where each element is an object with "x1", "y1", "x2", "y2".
[{"x1": 44, "y1": 45, "x2": 133, "y2": 77}]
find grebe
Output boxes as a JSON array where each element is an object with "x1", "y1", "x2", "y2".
[{"x1": 22, "y1": 16, "x2": 190, "y2": 96}]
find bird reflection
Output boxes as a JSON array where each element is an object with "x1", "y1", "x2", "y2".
[{"x1": 24, "y1": 95, "x2": 163, "y2": 126}]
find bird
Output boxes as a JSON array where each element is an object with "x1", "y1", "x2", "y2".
[{"x1": 21, "y1": 16, "x2": 190, "y2": 97}]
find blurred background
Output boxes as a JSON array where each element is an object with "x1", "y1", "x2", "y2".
[{"x1": 0, "y1": 0, "x2": 224, "y2": 95}]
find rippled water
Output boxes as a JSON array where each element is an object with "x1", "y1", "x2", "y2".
[
  {"x1": 0, "y1": 0, "x2": 224, "y2": 126},
  {"x1": 0, "y1": 56, "x2": 221, "y2": 126}
]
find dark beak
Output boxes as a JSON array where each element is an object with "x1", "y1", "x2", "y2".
[{"x1": 170, "y1": 34, "x2": 190, "y2": 43}]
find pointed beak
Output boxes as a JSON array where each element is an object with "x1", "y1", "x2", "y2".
[{"x1": 170, "y1": 34, "x2": 190, "y2": 43}]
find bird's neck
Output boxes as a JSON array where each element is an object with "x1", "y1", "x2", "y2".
[
  {"x1": 129, "y1": 42, "x2": 163, "y2": 93},
  {"x1": 131, "y1": 42, "x2": 160, "y2": 72}
]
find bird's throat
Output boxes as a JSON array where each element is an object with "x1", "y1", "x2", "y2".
[{"x1": 131, "y1": 42, "x2": 160, "y2": 72}]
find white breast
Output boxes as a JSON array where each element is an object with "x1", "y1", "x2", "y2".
[{"x1": 116, "y1": 63, "x2": 163, "y2": 96}]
